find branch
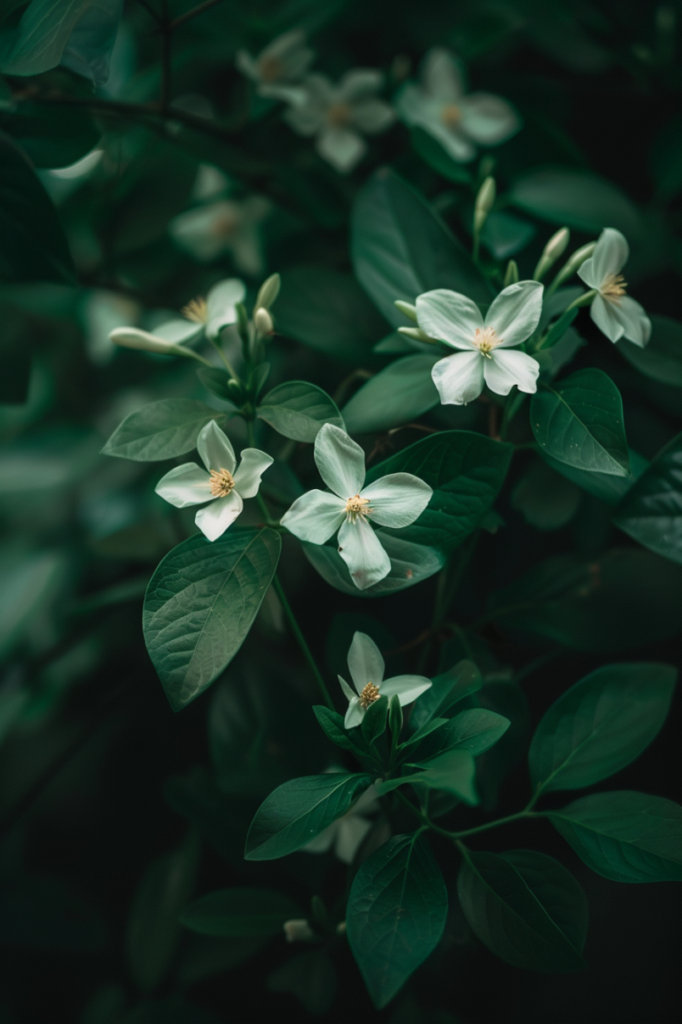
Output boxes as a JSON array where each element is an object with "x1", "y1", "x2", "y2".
[{"x1": 168, "y1": 0, "x2": 226, "y2": 32}]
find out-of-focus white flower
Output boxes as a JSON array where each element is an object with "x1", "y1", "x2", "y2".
[
  {"x1": 83, "y1": 290, "x2": 141, "y2": 365},
  {"x1": 578, "y1": 227, "x2": 651, "y2": 347},
  {"x1": 303, "y1": 783, "x2": 380, "y2": 863},
  {"x1": 236, "y1": 30, "x2": 315, "y2": 104},
  {"x1": 170, "y1": 197, "x2": 270, "y2": 275},
  {"x1": 284, "y1": 70, "x2": 395, "y2": 173},
  {"x1": 396, "y1": 47, "x2": 520, "y2": 163},
  {"x1": 283, "y1": 918, "x2": 316, "y2": 943}
]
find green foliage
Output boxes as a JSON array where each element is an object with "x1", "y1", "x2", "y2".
[
  {"x1": 614, "y1": 431, "x2": 682, "y2": 563},
  {"x1": 102, "y1": 400, "x2": 222, "y2": 461},
  {"x1": 508, "y1": 168, "x2": 640, "y2": 235},
  {"x1": 342, "y1": 355, "x2": 440, "y2": 433},
  {"x1": 257, "y1": 381, "x2": 344, "y2": 442},
  {"x1": 180, "y1": 888, "x2": 301, "y2": 938}
]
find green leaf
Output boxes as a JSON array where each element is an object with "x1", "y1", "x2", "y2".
[
  {"x1": 0, "y1": 102, "x2": 100, "y2": 167},
  {"x1": 143, "y1": 529, "x2": 281, "y2": 711},
  {"x1": 102, "y1": 400, "x2": 221, "y2": 462},
  {"x1": 196, "y1": 367, "x2": 235, "y2": 402},
  {"x1": 540, "y1": 448, "x2": 648, "y2": 506},
  {"x1": 548, "y1": 791, "x2": 682, "y2": 882},
  {"x1": 361, "y1": 695, "x2": 388, "y2": 745},
  {"x1": 529, "y1": 663, "x2": 676, "y2": 794},
  {"x1": 512, "y1": 460, "x2": 581, "y2": 531},
  {"x1": 313, "y1": 706, "x2": 358, "y2": 753},
  {"x1": 480, "y1": 210, "x2": 537, "y2": 261},
  {"x1": 342, "y1": 354, "x2": 440, "y2": 434},
  {"x1": 303, "y1": 532, "x2": 446, "y2": 597},
  {"x1": 617, "y1": 316, "x2": 682, "y2": 386},
  {"x1": 244, "y1": 772, "x2": 372, "y2": 861},
  {"x1": 180, "y1": 888, "x2": 300, "y2": 938},
  {"x1": 274, "y1": 267, "x2": 387, "y2": 361},
  {"x1": 257, "y1": 381, "x2": 344, "y2": 443},
  {"x1": 379, "y1": 748, "x2": 477, "y2": 804},
  {"x1": 410, "y1": 660, "x2": 482, "y2": 731},
  {"x1": 365, "y1": 430, "x2": 514, "y2": 556},
  {"x1": 412, "y1": 708, "x2": 511, "y2": 761},
  {"x1": 410, "y1": 126, "x2": 472, "y2": 184},
  {"x1": 59, "y1": 0, "x2": 122, "y2": 85},
  {"x1": 614, "y1": 431, "x2": 682, "y2": 564},
  {"x1": 347, "y1": 833, "x2": 448, "y2": 1009},
  {"x1": 0, "y1": 131, "x2": 74, "y2": 283},
  {"x1": 352, "y1": 168, "x2": 490, "y2": 328},
  {"x1": 535, "y1": 328, "x2": 586, "y2": 380},
  {"x1": 267, "y1": 950, "x2": 337, "y2": 1017},
  {"x1": 531, "y1": 369, "x2": 630, "y2": 477},
  {"x1": 0, "y1": 0, "x2": 92, "y2": 76},
  {"x1": 508, "y1": 167, "x2": 640, "y2": 236},
  {"x1": 457, "y1": 849, "x2": 588, "y2": 972}
]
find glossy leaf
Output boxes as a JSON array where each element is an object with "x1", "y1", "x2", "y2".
[
  {"x1": 180, "y1": 888, "x2": 300, "y2": 938},
  {"x1": 342, "y1": 354, "x2": 440, "y2": 434},
  {"x1": 457, "y1": 849, "x2": 588, "y2": 972},
  {"x1": 244, "y1": 772, "x2": 372, "y2": 861},
  {"x1": 549, "y1": 791, "x2": 682, "y2": 882},
  {"x1": 361, "y1": 695, "x2": 389, "y2": 745},
  {"x1": 0, "y1": 103, "x2": 100, "y2": 168},
  {"x1": 614, "y1": 431, "x2": 682, "y2": 564},
  {"x1": 409, "y1": 660, "x2": 482, "y2": 731},
  {"x1": 617, "y1": 315, "x2": 682, "y2": 386},
  {"x1": 531, "y1": 369, "x2": 630, "y2": 477},
  {"x1": 102, "y1": 400, "x2": 221, "y2": 461},
  {"x1": 410, "y1": 127, "x2": 472, "y2": 184},
  {"x1": 0, "y1": 0, "x2": 92, "y2": 75},
  {"x1": 347, "y1": 833, "x2": 447, "y2": 1009},
  {"x1": 529, "y1": 663, "x2": 676, "y2": 793},
  {"x1": 379, "y1": 748, "x2": 477, "y2": 804},
  {"x1": 508, "y1": 167, "x2": 640, "y2": 236},
  {"x1": 257, "y1": 381, "x2": 344, "y2": 443},
  {"x1": 352, "y1": 168, "x2": 490, "y2": 328},
  {"x1": 540, "y1": 448, "x2": 648, "y2": 506},
  {"x1": 60, "y1": 0, "x2": 122, "y2": 85},
  {"x1": 303, "y1": 532, "x2": 446, "y2": 597},
  {"x1": 312, "y1": 706, "x2": 358, "y2": 753},
  {"x1": 143, "y1": 529, "x2": 281, "y2": 711},
  {"x1": 412, "y1": 708, "x2": 511, "y2": 762}
]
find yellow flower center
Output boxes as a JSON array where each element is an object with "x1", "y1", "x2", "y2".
[
  {"x1": 327, "y1": 102, "x2": 352, "y2": 127},
  {"x1": 441, "y1": 103, "x2": 462, "y2": 127},
  {"x1": 601, "y1": 273, "x2": 627, "y2": 301},
  {"x1": 209, "y1": 468, "x2": 236, "y2": 497},
  {"x1": 182, "y1": 296, "x2": 208, "y2": 323},
  {"x1": 473, "y1": 326, "x2": 502, "y2": 357},
  {"x1": 345, "y1": 494, "x2": 371, "y2": 522},
  {"x1": 359, "y1": 682, "x2": 381, "y2": 709},
  {"x1": 258, "y1": 54, "x2": 284, "y2": 83},
  {"x1": 211, "y1": 211, "x2": 239, "y2": 239}
]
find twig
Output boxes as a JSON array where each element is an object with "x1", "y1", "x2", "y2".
[
  {"x1": 136, "y1": 0, "x2": 162, "y2": 24},
  {"x1": 169, "y1": 0, "x2": 227, "y2": 32}
]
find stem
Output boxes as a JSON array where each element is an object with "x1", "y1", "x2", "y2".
[
  {"x1": 169, "y1": 0, "x2": 226, "y2": 31},
  {"x1": 177, "y1": 347, "x2": 214, "y2": 368},
  {"x1": 429, "y1": 807, "x2": 540, "y2": 841},
  {"x1": 209, "y1": 337, "x2": 238, "y2": 378},
  {"x1": 136, "y1": 0, "x2": 162, "y2": 23},
  {"x1": 160, "y1": 0, "x2": 172, "y2": 111},
  {"x1": 271, "y1": 575, "x2": 334, "y2": 710}
]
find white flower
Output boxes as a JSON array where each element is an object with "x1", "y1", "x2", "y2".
[
  {"x1": 236, "y1": 30, "x2": 315, "y2": 104},
  {"x1": 577, "y1": 227, "x2": 651, "y2": 348},
  {"x1": 280, "y1": 424, "x2": 432, "y2": 590},
  {"x1": 415, "y1": 280, "x2": 543, "y2": 405},
  {"x1": 304, "y1": 781, "x2": 380, "y2": 863},
  {"x1": 155, "y1": 421, "x2": 273, "y2": 542},
  {"x1": 395, "y1": 47, "x2": 520, "y2": 163},
  {"x1": 283, "y1": 919, "x2": 316, "y2": 943},
  {"x1": 110, "y1": 279, "x2": 245, "y2": 352},
  {"x1": 170, "y1": 198, "x2": 270, "y2": 276},
  {"x1": 284, "y1": 70, "x2": 395, "y2": 173},
  {"x1": 338, "y1": 632, "x2": 431, "y2": 729}
]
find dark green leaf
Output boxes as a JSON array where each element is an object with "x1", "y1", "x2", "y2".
[
  {"x1": 180, "y1": 888, "x2": 300, "y2": 938},
  {"x1": 313, "y1": 706, "x2": 358, "y2": 753},
  {"x1": 303, "y1": 532, "x2": 446, "y2": 597},
  {"x1": 535, "y1": 328, "x2": 586, "y2": 380},
  {"x1": 529, "y1": 663, "x2": 676, "y2": 793},
  {"x1": 244, "y1": 772, "x2": 372, "y2": 861},
  {"x1": 102, "y1": 400, "x2": 221, "y2": 461},
  {"x1": 508, "y1": 167, "x2": 640, "y2": 236},
  {"x1": 481, "y1": 210, "x2": 537, "y2": 260},
  {"x1": 540, "y1": 448, "x2": 648, "y2": 505},
  {"x1": 412, "y1": 708, "x2": 511, "y2": 761},
  {"x1": 347, "y1": 833, "x2": 448, "y2": 1009},
  {"x1": 379, "y1": 748, "x2": 477, "y2": 804},
  {"x1": 457, "y1": 849, "x2": 588, "y2": 972},
  {"x1": 0, "y1": 0, "x2": 92, "y2": 76},
  {"x1": 143, "y1": 529, "x2": 281, "y2": 711},
  {"x1": 531, "y1": 369, "x2": 630, "y2": 477},
  {"x1": 549, "y1": 791, "x2": 682, "y2": 882},
  {"x1": 60, "y1": 0, "x2": 122, "y2": 85},
  {"x1": 257, "y1": 381, "x2": 344, "y2": 442},
  {"x1": 614, "y1": 431, "x2": 682, "y2": 564},
  {"x1": 0, "y1": 102, "x2": 99, "y2": 167},
  {"x1": 410, "y1": 660, "x2": 482, "y2": 731},
  {"x1": 361, "y1": 695, "x2": 388, "y2": 745},
  {"x1": 342, "y1": 355, "x2": 440, "y2": 434},
  {"x1": 268, "y1": 950, "x2": 337, "y2": 1017},
  {"x1": 617, "y1": 316, "x2": 682, "y2": 386},
  {"x1": 410, "y1": 127, "x2": 472, "y2": 184},
  {"x1": 512, "y1": 460, "x2": 581, "y2": 530},
  {"x1": 352, "y1": 168, "x2": 490, "y2": 328},
  {"x1": 196, "y1": 367, "x2": 235, "y2": 402}
]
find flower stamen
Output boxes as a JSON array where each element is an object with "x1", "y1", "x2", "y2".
[
  {"x1": 441, "y1": 103, "x2": 462, "y2": 127},
  {"x1": 473, "y1": 326, "x2": 502, "y2": 358},
  {"x1": 327, "y1": 102, "x2": 352, "y2": 127},
  {"x1": 359, "y1": 682, "x2": 381, "y2": 708},
  {"x1": 345, "y1": 494, "x2": 371, "y2": 522},
  {"x1": 209, "y1": 468, "x2": 236, "y2": 497},
  {"x1": 601, "y1": 273, "x2": 627, "y2": 301},
  {"x1": 258, "y1": 54, "x2": 284, "y2": 82},
  {"x1": 182, "y1": 296, "x2": 208, "y2": 323}
]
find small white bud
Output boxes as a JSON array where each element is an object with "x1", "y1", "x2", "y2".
[
  {"x1": 109, "y1": 327, "x2": 180, "y2": 354},
  {"x1": 503, "y1": 260, "x2": 519, "y2": 287},
  {"x1": 474, "y1": 176, "x2": 496, "y2": 235},
  {"x1": 394, "y1": 300, "x2": 418, "y2": 322},
  {"x1": 397, "y1": 326, "x2": 436, "y2": 343},
  {"x1": 553, "y1": 241, "x2": 598, "y2": 288},
  {"x1": 533, "y1": 227, "x2": 570, "y2": 280},
  {"x1": 255, "y1": 273, "x2": 280, "y2": 311},
  {"x1": 254, "y1": 307, "x2": 274, "y2": 335},
  {"x1": 336, "y1": 920, "x2": 347, "y2": 935},
  {"x1": 283, "y1": 919, "x2": 315, "y2": 943}
]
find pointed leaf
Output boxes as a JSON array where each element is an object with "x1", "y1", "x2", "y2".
[
  {"x1": 102, "y1": 400, "x2": 221, "y2": 461},
  {"x1": 614, "y1": 431, "x2": 682, "y2": 564},
  {"x1": 617, "y1": 315, "x2": 682, "y2": 386},
  {"x1": 303, "y1": 532, "x2": 446, "y2": 597},
  {"x1": 410, "y1": 660, "x2": 482, "y2": 731},
  {"x1": 342, "y1": 355, "x2": 440, "y2": 434},
  {"x1": 257, "y1": 381, "x2": 344, "y2": 443}
]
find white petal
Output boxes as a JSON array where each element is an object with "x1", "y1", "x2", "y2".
[
  {"x1": 280, "y1": 489, "x2": 346, "y2": 544},
  {"x1": 314, "y1": 424, "x2": 366, "y2": 498},
  {"x1": 608, "y1": 295, "x2": 651, "y2": 348},
  {"x1": 338, "y1": 675, "x2": 357, "y2": 703},
  {"x1": 351, "y1": 98, "x2": 395, "y2": 134},
  {"x1": 233, "y1": 448, "x2": 274, "y2": 498},
  {"x1": 421, "y1": 48, "x2": 464, "y2": 101},
  {"x1": 337, "y1": 518, "x2": 391, "y2": 591},
  {"x1": 316, "y1": 126, "x2": 366, "y2": 173},
  {"x1": 590, "y1": 293, "x2": 624, "y2": 342},
  {"x1": 154, "y1": 319, "x2": 204, "y2": 344},
  {"x1": 347, "y1": 632, "x2": 385, "y2": 693},
  {"x1": 381, "y1": 674, "x2": 432, "y2": 706},
  {"x1": 109, "y1": 327, "x2": 176, "y2": 354},
  {"x1": 459, "y1": 92, "x2": 520, "y2": 145},
  {"x1": 416, "y1": 289, "x2": 483, "y2": 349},
  {"x1": 235, "y1": 50, "x2": 258, "y2": 81},
  {"x1": 170, "y1": 204, "x2": 234, "y2": 262},
  {"x1": 334, "y1": 815, "x2": 373, "y2": 863},
  {"x1": 360, "y1": 473, "x2": 432, "y2": 528},
  {"x1": 206, "y1": 278, "x2": 246, "y2": 339},
  {"x1": 485, "y1": 280, "x2": 544, "y2": 347},
  {"x1": 353, "y1": 784, "x2": 380, "y2": 814},
  {"x1": 344, "y1": 696, "x2": 364, "y2": 729},
  {"x1": 427, "y1": 120, "x2": 477, "y2": 162},
  {"x1": 155, "y1": 463, "x2": 212, "y2": 508},
  {"x1": 589, "y1": 227, "x2": 629, "y2": 285},
  {"x1": 197, "y1": 420, "x2": 237, "y2": 474},
  {"x1": 195, "y1": 491, "x2": 243, "y2": 541},
  {"x1": 339, "y1": 68, "x2": 384, "y2": 99},
  {"x1": 484, "y1": 349, "x2": 540, "y2": 396},
  {"x1": 431, "y1": 350, "x2": 485, "y2": 405}
]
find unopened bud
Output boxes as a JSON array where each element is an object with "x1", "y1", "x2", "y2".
[
  {"x1": 552, "y1": 241, "x2": 597, "y2": 289},
  {"x1": 474, "y1": 176, "x2": 496, "y2": 235},
  {"x1": 397, "y1": 326, "x2": 436, "y2": 344},
  {"x1": 255, "y1": 273, "x2": 280, "y2": 311},
  {"x1": 283, "y1": 919, "x2": 315, "y2": 943},
  {"x1": 336, "y1": 920, "x2": 347, "y2": 935},
  {"x1": 533, "y1": 227, "x2": 570, "y2": 280},
  {"x1": 394, "y1": 300, "x2": 418, "y2": 322},
  {"x1": 254, "y1": 307, "x2": 274, "y2": 335},
  {"x1": 503, "y1": 260, "x2": 519, "y2": 287},
  {"x1": 110, "y1": 327, "x2": 181, "y2": 355}
]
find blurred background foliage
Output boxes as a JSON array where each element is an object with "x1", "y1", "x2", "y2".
[{"x1": 1, "y1": 0, "x2": 682, "y2": 1021}]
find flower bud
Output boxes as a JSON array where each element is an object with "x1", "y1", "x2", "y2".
[
  {"x1": 474, "y1": 176, "x2": 496, "y2": 236},
  {"x1": 255, "y1": 273, "x2": 280, "y2": 311},
  {"x1": 254, "y1": 307, "x2": 274, "y2": 335},
  {"x1": 552, "y1": 241, "x2": 597, "y2": 288},
  {"x1": 397, "y1": 326, "x2": 436, "y2": 343},
  {"x1": 394, "y1": 300, "x2": 418, "y2": 322},
  {"x1": 283, "y1": 919, "x2": 315, "y2": 943},
  {"x1": 533, "y1": 227, "x2": 570, "y2": 280},
  {"x1": 110, "y1": 327, "x2": 181, "y2": 355},
  {"x1": 503, "y1": 260, "x2": 519, "y2": 287}
]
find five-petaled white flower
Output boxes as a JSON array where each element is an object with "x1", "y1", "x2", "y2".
[
  {"x1": 338, "y1": 632, "x2": 431, "y2": 729},
  {"x1": 236, "y1": 30, "x2": 315, "y2": 104},
  {"x1": 577, "y1": 227, "x2": 651, "y2": 348},
  {"x1": 304, "y1": 779, "x2": 380, "y2": 863},
  {"x1": 155, "y1": 421, "x2": 273, "y2": 542},
  {"x1": 280, "y1": 423, "x2": 432, "y2": 590},
  {"x1": 415, "y1": 280, "x2": 543, "y2": 406},
  {"x1": 170, "y1": 198, "x2": 270, "y2": 276},
  {"x1": 284, "y1": 70, "x2": 395, "y2": 173},
  {"x1": 395, "y1": 47, "x2": 520, "y2": 163}
]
